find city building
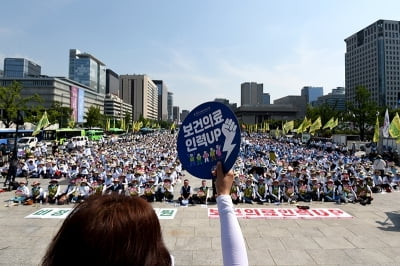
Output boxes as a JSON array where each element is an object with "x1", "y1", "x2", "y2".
[
  {"x1": 3, "y1": 58, "x2": 41, "y2": 78},
  {"x1": 313, "y1": 87, "x2": 346, "y2": 111},
  {"x1": 180, "y1": 109, "x2": 189, "y2": 123},
  {"x1": 0, "y1": 76, "x2": 104, "y2": 125},
  {"x1": 69, "y1": 49, "x2": 106, "y2": 94},
  {"x1": 119, "y1": 74, "x2": 158, "y2": 121},
  {"x1": 241, "y1": 82, "x2": 263, "y2": 106},
  {"x1": 273, "y1": 95, "x2": 307, "y2": 118},
  {"x1": 214, "y1": 98, "x2": 238, "y2": 110},
  {"x1": 104, "y1": 94, "x2": 133, "y2": 124},
  {"x1": 262, "y1": 93, "x2": 271, "y2": 105},
  {"x1": 301, "y1": 86, "x2": 323, "y2": 104},
  {"x1": 345, "y1": 19, "x2": 400, "y2": 108},
  {"x1": 167, "y1": 92, "x2": 174, "y2": 121},
  {"x1": 235, "y1": 104, "x2": 300, "y2": 125},
  {"x1": 106, "y1": 69, "x2": 120, "y2": 96},
  {"x1": 172, "y1": 106, "x2": 180, "y2": 123},
  {"x1": 153, "y1": 80, "x2": 169, "y2": 121}
]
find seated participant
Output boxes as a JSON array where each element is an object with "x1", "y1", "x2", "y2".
[
  {"x1": 282, "y1": 180, "x2": 298, "y2": 204},
  {"x1": 8, "y1": 180, "x2": 30, "y2": 205},
  {"x1": 161, "y1": 177, "x2": 174, "y2": 202},
  {"x1": 268, "y1": 179, "x2": 281, "y2": 203},
  {"x1": 192, "y1": 179, "x2": 210, "y2": 204},
  {"x1": 230, "y1": 178, "x2": 242, "y2": 204},
  {"x1": 28, "y1": 181, "x2": 45, "y2": 204},
  {"x1": 322, "y1": 179, "x2": 336, "y2": 202},
  {"x1": 141, "y1": 178, "x2": 157, "y2": 202},
  {"x1": 178, "y1": 179, "x2": 193, "y2": 205},
  {"x1": 46, "y1": 179, "x2": 62, "y2": 204},
  {"x1": 354, "y1": 178, "x2": 373, "y2": 206},
  {"x1": 242, "y1": 178, "x2": 256, "y2": 204},
  {"x1": 255, "y1": 177, "x2": 268, "y2": 203},
  {"x1": 296, "y1": 179, "x2": 311, "y2": 202}
]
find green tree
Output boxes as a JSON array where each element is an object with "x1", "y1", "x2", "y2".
[
  {"x1": 84, "y1": 106, "x2": 104, "y2": 128},
  {"x1": 346, "y1": 86, "x2": 378, "y2": 141},
  {"x1": 0, "y1": 81, "x2": 42, "y2": 127},
  {"x1": 47, "y1": 102, "x2": 73, "y2": 128}
]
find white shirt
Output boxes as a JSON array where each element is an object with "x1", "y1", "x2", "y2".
[{"x1": 217, "y1": 195, "x2": 249, "y2": 266}]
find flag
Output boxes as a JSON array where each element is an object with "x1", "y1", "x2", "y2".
[
  {"x1": 389, "y1": 112, "x2": 400, "y2": 138},
  {"x1": 275, "y1": 126, "x2": 280, "y2": 138},
  {"x1": 32, "y1": 111, "x2": 50, "y2": 136},
  {"x1": 296, "y1": 117, "x2": 308, "y2": 134},
  {"x1": 323, "y1": 117, "x2": 335, "y2": 129},
  {"x1": 106, "y1": 118, "x2": 110, "y2": 131},
  {"x1": 373, "y1": 116, "x2": 379, "y2": 142},
  {"x1": 283, "y1": 120, "x2": 294, "y2": 133},
  {"x1": 333, "y1": 117, "x2": 339, "y2": 129},
  {"x1": 120, "y1": 118, "x2": 125, "y2": 130},
  {"x1": 383, "y1": 108, "x2": 390, "y2": 138},
  {"x1": 309, "y1": 117, "x2": 322, "y2": 135},
  {"x1": 304, "y1": 117, "x2": 312, "y2": 130},
  {"x1": 265, "y1": 122, "x2": 269, "y2": 131},
  {"x1": 282, "y1": 121, "x2": 286, "y2": 135}
]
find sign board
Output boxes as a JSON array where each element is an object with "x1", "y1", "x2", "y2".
[
  {"x1": 26, "y1": 208, "x2": 178, "y2": 220},
  {"x1": 208, "y1": 208, "x2": 353, "y2": 219},
  {"x1": 177, "y1": 101, "x2": 241, "y2": 179}
]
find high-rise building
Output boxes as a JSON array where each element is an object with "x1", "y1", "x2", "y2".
[
  {"x1": 4, "y1": 58, "x2": 41, "y2": 78},
  {"x1": 69, "y1": 49, "x2": 106, "y2": 94},
  {"x1": 106, "y1": 69, "x2": 119, "y2": 96},
  {"x1": 313, "y1": 87, "x2": 346, "y2": 111},
  {"x1": 153, "y1": 80, "x2": 169, "y2": 121},
  {"x1": 345, "y1": 19, "x2": 400, "y2": 108},
  {"x1": 168, "y1": 92, "x2": 174, "y2": 121},
  {"x1": 262, "y1": 93, "x2": 270, "y2": 105},
  {"x1": 241, "y1": 82, "x2": 263, "y2": 105},
  {"x1": 119, "y1": 74, "x2": 158, "y2": 121},
  {"x1": 301, "y1": 86, "x2": 323, "y2": 104},
  {"x1": 172, "y1": 106, "x2": 180, "y2": 123}
]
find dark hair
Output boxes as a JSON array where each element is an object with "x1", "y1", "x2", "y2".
[{"x1": 42, "y1": 194, "x2": 172, "y2": 266}]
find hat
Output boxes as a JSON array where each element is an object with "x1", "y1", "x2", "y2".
[
  {"x1": 31, "y1": 181, "x2": 40, "y2": 186},
  {"x1": 49, "y1": 179, "x2": 59, "y2": 183},
  {"x1": 19, "y1": 180, "x2": 27, "y2": 184}
]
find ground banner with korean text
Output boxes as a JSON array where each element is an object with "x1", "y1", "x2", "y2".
[
  {"x1": 25, "y1": 208, "x2": 178, "y2": 219},
  {"x1": 208, "y1": 208, "x2": 353, "y2": 219}
]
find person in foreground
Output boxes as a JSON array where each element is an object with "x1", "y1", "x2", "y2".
[
  {"x1": 215, "y1": 161, "x2": 249, "y2": 266},
  {"x1": 41, "y1": 194, "x2": 173, "y2": 266},
  {"x1": 42, "y1": 161, "x2": 248, "y2": 266}
]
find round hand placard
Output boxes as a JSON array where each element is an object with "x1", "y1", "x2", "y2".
[{"x1": 177, "y1": 101, "x2": 241, "y2": 179}]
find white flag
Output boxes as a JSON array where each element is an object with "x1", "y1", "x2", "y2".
[{"x1": 383, "y1": 108, "x2": 390, "y2": 138}]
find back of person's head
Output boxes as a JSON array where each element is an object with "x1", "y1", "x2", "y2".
[{"x1": 42, "y1": 194, "x2": 172, "y2": 266}]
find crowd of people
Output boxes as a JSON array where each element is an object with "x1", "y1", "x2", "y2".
[{"x1": 3, "y1": 131, "x2": 400, "y2": 207}]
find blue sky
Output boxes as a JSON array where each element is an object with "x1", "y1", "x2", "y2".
[{"x1": 1, "y1": 0, "x2": 399, "y2": 111}]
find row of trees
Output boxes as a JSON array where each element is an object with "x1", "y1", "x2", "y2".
[
  {"x1": 245, "y1": 86, "x2": 396, "y2": 141},
  {"x1": 0, "y1": 81, "x2": 173, "y2": 131}
]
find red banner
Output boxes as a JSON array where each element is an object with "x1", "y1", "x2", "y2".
[{"x1": 208, "y1": 208, "x2": 353, "y2": 219}]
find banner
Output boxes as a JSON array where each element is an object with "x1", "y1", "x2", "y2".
[{"x1": 208, "y1": 208, "x2": 353, "y2": 219}]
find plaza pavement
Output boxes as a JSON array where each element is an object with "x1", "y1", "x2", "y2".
[{"x1": 0, "y1": 172, "x2": 400, "y2": 266}]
